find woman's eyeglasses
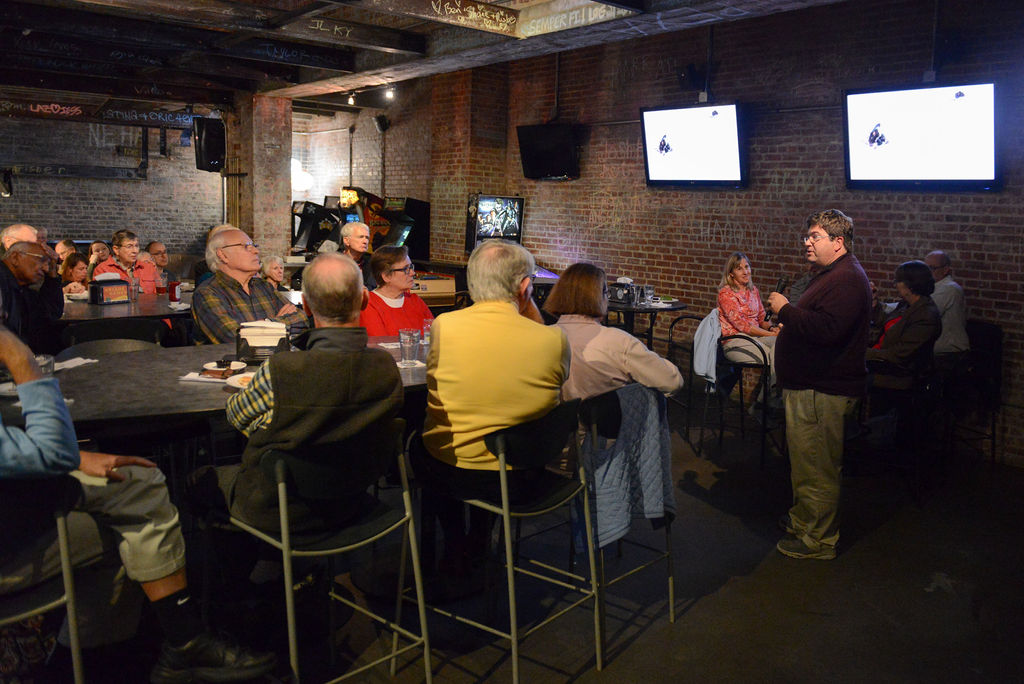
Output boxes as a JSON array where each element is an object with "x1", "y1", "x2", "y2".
[{"x1": 390, "y1": 264, "x2": 415, "y2": 275}]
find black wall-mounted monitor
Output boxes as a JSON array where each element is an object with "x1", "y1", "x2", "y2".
[
  {"x1": 464, "y1": 194, "x2": 525, "y2": 253},
  {"x1": 516, "y1": 124, "x2": 580, "y2": 181},
  {"x1": 640, "y1": 103, "x2": 747, "y2": 188},
  {"x1": 843, "y1": 82, "x2": 999, "y2": 191}
]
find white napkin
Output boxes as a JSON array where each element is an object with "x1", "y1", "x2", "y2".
[
  {"x1": 376, "y1": 342, "x2": 401, "y2": 349},
  {"x1": 55, "y1": 357, "x2": 98, "y2": 371},
  {"x1": 179, "y1": 372, "x2": 226, "y2": 383},
  {"x1": 648, "y1": 302, "x2": 673, "y2": 308},
  {"x1": 168, "y1": 302, "x2": 191, "y2": 311}
]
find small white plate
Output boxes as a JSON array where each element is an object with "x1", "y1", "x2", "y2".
[
  {"x1": 226, "y1": 372, "x2": 255, "y2": 389},
  {"x1": 203, "y1": 361, "x2": 246, "y2": 371},
  {"x1": 66, "y1": 292, "x2": 89, "y2": 300}
]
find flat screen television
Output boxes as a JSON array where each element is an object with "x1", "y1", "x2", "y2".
[
  {"x1": 516, "y1": 124, "x2": 580, "y2": 181},
  {"x1": 843, "y1": 83, "x2": 999, "y2": 191},
  {"x1": 464, "y1": 194, "x2": 525, "y2": 253},
  {"x1": 640, "y1": 103, "x2": 746, "y2": 188}
]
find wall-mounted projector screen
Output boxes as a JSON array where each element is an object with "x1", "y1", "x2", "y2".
[
  {"x1": 844, "y1": 83, "x2": 999, "y2": 191},
  {"x1": 640, "y1": 104, "x2": 746, "y2": 188}
]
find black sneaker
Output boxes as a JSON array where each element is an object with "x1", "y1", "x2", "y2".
[
  {"x1": 777, "y1": 514, "x2": 798, "y2": 536},
  {"x1": 150, "y1": 632, "x2": 276, "y2": 683}
]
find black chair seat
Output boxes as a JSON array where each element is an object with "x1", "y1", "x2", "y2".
[
  {"x1": 466, "y1": 471, "x2": 581, "y2": 517},
  {"x1": 0, "y1": 575, "x2": 67, "y2": 621}
]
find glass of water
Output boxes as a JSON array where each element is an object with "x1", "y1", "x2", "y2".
[{"x1": 398, "y1": 328, "x2": 421, "y2": 367}]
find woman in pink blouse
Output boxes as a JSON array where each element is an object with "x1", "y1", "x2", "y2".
[{"x1": 717, "y1": 252, "x2": 779, "y2": 388}]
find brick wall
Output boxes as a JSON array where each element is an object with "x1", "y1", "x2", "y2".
[
  {"x1": 369, "y1": 0, "x2": 1024, "y2": 462},
  {"x1": 0, "y1": 120, "x2": 220, "y2": 253}
]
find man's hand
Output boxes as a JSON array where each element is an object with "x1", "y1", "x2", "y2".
[
  {"x1": 0, "y1": 326, "x2": 41, "y2": 384},
  {"x1": 276, "y1": 303, "x2": 297, "y2": 317},
  {"x1": 40, "y1": 243, "x2": 60, "y2": 278},
  {"x1": 78, "y1": 450, "x2": 157, "y2": 482},
  {"x1": 767, "y1": 292, "x2": 789, "y2": 315},
  {"x1": 63, "y1": 281, "x2": 87, "y2": 294}
]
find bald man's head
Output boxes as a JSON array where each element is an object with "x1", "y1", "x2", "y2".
[{"x1": 301, "y1": 253, "x2": 365, "y2": 325}]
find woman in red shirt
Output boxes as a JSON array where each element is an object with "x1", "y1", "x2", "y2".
[
  {"x1": 717, "y1": 252, "x2": 779, "y2": 388},
  {"x1": 359, "y1": 244, "x2": 434, "y2": 336}
]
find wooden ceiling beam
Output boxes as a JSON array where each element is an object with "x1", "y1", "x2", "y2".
[
  {"x1": 2, "y1": 3, "x2": 358, "y2": 70},
  {"x1": 331, "y1": 0, "x2": 519, "y2": 38},
  {"x1": 20, "y1": 0, "x2": 426, "y2": 56},
  {"x1": 1, "y1": 27, "x2": 301, "y2": 83},
  {"x1": 0, "y1": 68, "x2": 234, "y2": 105}
]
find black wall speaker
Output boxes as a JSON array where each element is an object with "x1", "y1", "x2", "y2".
[
  {"x1": 373, "y1": 115, "x2": 390, "y2": 133},
  {"x1": 192, "y1": 118, "x2": 225, "y2": 173}
]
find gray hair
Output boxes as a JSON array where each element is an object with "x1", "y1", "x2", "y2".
[
  {"x1": 340, "y1": 221, "x2": 369, "y2": 240},
  {"x1": 260, "y1": 255, "x2": 284, "y2": 278},
  {"x1": 302, "y1": 252, "x2": 363, "y2": 324},
  {"x1": 467, "y1": 239, "x2": 536, "y2": 303},
  {"x1": 205, "y1": 224, "x2": 241, "y2": 273},
  {"x1": 1, "y1": 224, "x2": 37, "y2": 248},
  {"x1": 3, "y1": 240, "x2": 42, "y2": 259}
]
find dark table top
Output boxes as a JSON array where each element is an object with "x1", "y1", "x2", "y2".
[
  {"x1": 607, "y1": 299, "x2": 688, "y2": 314},
  {"x1": 0, "y1": 337, "x2": 427, "y2": 429},
  {"x1": 60, "y1": 292, "x2": 194, "y2": 322}
]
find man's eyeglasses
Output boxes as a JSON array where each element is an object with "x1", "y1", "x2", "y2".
[
  {"x1": 802, "y1": 234, "x2": 831, "y2": 246},
  {"x1": 221, "y1": 242, "x2": 259, "y2": 251},
  {"x1": 389, "y1": 264, "x2": 415, "y2": 275}
]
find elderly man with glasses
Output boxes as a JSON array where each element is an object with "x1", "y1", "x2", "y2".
[
  {"x1": 766, "y1": 209, "x2": 872, "y2": 561},
  {"x1": 191, "y1": 226, "x2": 308, "y2": 344},
  {"x1": 416, "y1": 239, "x2": 567, "y2": 580},
  {"x1": 0, "y1": 234, "x2": 65, "y2": 353}
]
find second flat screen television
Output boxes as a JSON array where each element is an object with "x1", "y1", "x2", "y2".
[
  {"x1": 640, "y1": 103, "x2": 746, "y2": 187},
  {"x1": 843, "y1": 82, "x2": 998, "y2": 190}
]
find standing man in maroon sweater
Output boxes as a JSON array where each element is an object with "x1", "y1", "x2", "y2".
[{"x1": 767, "y1": 209, "x2": 872, "y2": 560}]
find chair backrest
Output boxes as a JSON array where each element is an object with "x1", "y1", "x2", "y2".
[
  {"x1": 578, "y1": 388, "x2": 623, "y2": 440},
  {"x1": 261, "y1": 418, "x2": 406, "y2": 502},
  {"x1": 483, "y1": 399, "x2": 581, "y2": 469},
  {"x1": 61, "y1": 318, "x2": 167, "y2": 347},
  {"x1": 965, "y1": 319, "x2": 1003, "y2": 406},
  {"x1": 54, "y1": 338, "x2": 161, "y2": 362}
]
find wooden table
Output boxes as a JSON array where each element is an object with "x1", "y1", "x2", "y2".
[
  {"x1": 60, "y1": 292, "x2": 194, "y2": 322},
  {"x1": 607, "y1": 300, "x2": 688, "y2": 348}
]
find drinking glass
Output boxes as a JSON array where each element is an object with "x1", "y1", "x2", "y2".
[
  {"x1": 398, "y1": 328, "x2": 420, "y2": 367},
  {"x1": 643, "y1": 285, "x2": 655, "y2": 303}
]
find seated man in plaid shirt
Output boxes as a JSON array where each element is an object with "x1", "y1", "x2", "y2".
[{"x1": 191, "y1": 226, "x2": 308, "y2": 344}]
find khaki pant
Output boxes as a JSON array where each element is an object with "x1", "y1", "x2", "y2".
[
  {"x1": 0, "y1": 466, "x2": 185, "y2": 647},
  {"x1": 783, "y1": 389, "x2": 858, "y2": 552}
]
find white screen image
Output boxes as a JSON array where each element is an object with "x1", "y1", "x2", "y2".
[
  {"x1": 845, "y1": 84, "x2": 995, "y2": 182},
  {"x1": 642, "y1": 105, "x2": 742, "y2": 183}
]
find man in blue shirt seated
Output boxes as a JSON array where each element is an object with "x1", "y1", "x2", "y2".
[{"x1": 0, "y1": 326, "x2": 276, "y2": 683}]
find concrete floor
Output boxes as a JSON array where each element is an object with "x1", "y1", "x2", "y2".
[
  {"x1": 310, "y1": 400, "x2": 1024, "y2": 683},
  {"x1": 51, "y1": 397, "x2": 1024, "y2": 683}
]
